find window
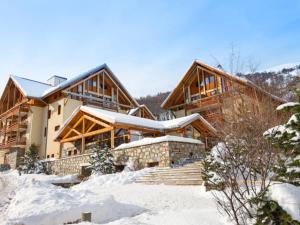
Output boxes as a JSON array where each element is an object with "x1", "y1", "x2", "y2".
[
  {"x1": 44, "y1": 127, "x2": 47, "y2": 137},
  {"x1": 88, "y1": 80, "x2": 93, "y2": 87},
  {"x1": 93, "y1": 80, "x2": 97, "y2": 87},
  {"x1": 47, "y1": 155, "x2": 50, "y2": 158},
  {"x1": 55, "y1": 125, "x2": 60, "y2": 131},
  {"x1": 51, "y1": 154, "x2": 54, "y2": 158},
  {"x1": 100, "y1": 83, "x2": 107, "y2": 89},
  {"x1": 74, "y1": 149, "x2": 77, "y2": 155},
  {"x1": 58, "y1": 105, "x2": 61, "y2": 115},
  {"x1": 68, "y1": 151, "x2": 72, "y2": 156},
  {"x1": 78, "y1": 85, "x2": 83, "y2": 93},
  {"x1": 48, "y1": 110, "x2": 51, "y2": 119}
]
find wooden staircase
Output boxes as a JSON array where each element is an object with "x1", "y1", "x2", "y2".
[{"x1": 135, "y1": 161, "x2": 203, "y2": 186}]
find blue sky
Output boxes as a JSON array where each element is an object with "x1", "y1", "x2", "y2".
[{"x1": 0, "y1": 0, "x2": 299, "y2": 97}]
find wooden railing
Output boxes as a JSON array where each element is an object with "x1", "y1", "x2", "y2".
[{"x1": 0, "y1": 137, "x2": 26, "y2": 149}]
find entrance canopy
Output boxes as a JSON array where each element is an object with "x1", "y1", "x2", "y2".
[{"x1": 55, "y1": 106, "x2": 217, "y2": 152}]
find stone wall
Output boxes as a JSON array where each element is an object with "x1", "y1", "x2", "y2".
[
  {"x1": 113, "y1": 141, "x2": 204, "y2": 170},
  {"x1": 48, "y1": 153, "x2": 90, "y2": 175},
  {"x1": 48, "y1": 141, "x2": 204, "y2": 175},
  {"x1": 5, "y1": 148, "x2": 25, "y2": 169}
]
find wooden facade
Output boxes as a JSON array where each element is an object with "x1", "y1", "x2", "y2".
[{"x1": 162, "y1": 60, "x2": 285, "y2": 140}]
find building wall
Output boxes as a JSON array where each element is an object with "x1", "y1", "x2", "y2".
[
  {"x1": 46, "y1": 98, "x2": 82, "y2": 159},
  {"x1": 26, "y1": 106, "x2": 45, "y2": 158}
]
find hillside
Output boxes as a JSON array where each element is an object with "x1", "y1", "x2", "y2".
[
  {"x1": 245, "y1": 62, "x2": 299, "y2": 101},
  {"x1": 136, "y1": 92, "x2": 172, "y2": 120}
]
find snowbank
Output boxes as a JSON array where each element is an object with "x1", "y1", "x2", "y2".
[
  {"x1": 74, "y1": 168, "x2": 153, "y2": 189},
  {"x1": 269, "y1": 183, "x2": 300, "y2": 221},
  {"x1": 3, "y1": 172, "x2": 145, "y2": 225},
  {"x1": 114, "y1": 135, "x2": 203, "y2": 150}
]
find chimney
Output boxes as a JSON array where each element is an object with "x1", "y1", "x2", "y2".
[{"x1": 47, "y1": 75, "x2": 67, "y2": 86}]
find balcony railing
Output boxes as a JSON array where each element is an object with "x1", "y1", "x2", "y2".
[{"x1": 0, "y1": 137, "x2": 26, "y2": 149}]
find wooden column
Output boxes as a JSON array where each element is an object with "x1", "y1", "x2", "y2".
[
  {"x1": 82, "y1": 118, "x2": 85, "y2": 153},
  {"x1": 197, "y1": 67, "x2": 201, "y2": 96},
  {"x1": 110, "y1": 129, "x2": 114, "y2": 149},
  {"x1": 97, "y1": 74, "x2": 100, "y2": 95},
  {"x1": 202, "y1": 70, "x2": 206, "y2": 95}
]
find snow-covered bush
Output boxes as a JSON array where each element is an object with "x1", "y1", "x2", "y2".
[
  {"x1": 18, "y1": 144, "x2": 46, "y2": 174},
  {"x1": 202, "y1": 98, "x2": 280, "y2": 225},
  {"x1": 89, "y1": 144, "x2": 116, "y2": 174}
]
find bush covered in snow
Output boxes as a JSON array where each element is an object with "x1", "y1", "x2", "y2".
[
  {"x1": 18, "y1": 144, "x2": 46, "y2": 175},
  {"x1": 89, "y1": 144, "x2": 116, "y2": 174}
]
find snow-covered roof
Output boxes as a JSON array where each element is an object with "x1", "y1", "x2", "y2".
[
  {"x1": 55, "y1": 105, "x2": 217, "y2": 140},
  {"x1": 128, "y1": 104, "x2": 156, "y2": 120},
  {"x1": 81, "y1": 106, "x2": 204, "y2": 131},
  {"x1": 42, "y1": 64, "x2": 139, "y2": 106},
  {"x1": 114, "y1": 135, "x2": 203, "y2": 150},
  {"x1": 10, "y1": 75, "x2": 52, "y2": 99}
]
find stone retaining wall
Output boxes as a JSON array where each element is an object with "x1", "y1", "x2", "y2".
[
  {"x1": 113, "y1": 141, "x2": 204, "y2": 170},
  {"x1": 48, "y1": 153, "x2": 91, "y2": 175},
  {"x1": 48, "y1": 140, "x2": 205, "y2": 175}
]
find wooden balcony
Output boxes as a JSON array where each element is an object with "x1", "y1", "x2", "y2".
[
  {"x1": 0, "y1": 137, "x2": 26, "y2": 149},
  {"x1": 0, "y1": 121, "x2": 28, "y2": 134}
]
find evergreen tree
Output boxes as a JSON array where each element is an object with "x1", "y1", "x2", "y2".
[
  {"x1": 256, "y1": 198, "x2": 300, "y2": 225},
  {"x1": 265, "y1": 91, "x2": 300, "y2": 186},
  {"x1": 18, "y1": 144, "x2": 44, "y2": 174},
  {"x1": 256, "y1": 90, "x2": 300, "y2": 224},
  {"x1": 89, "y1": 144, "x2": 115, "y2": 174}
]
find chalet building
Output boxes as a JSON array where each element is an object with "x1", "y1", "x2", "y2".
[
  {"x1": 161, "y1": 60, "x2": 286, "y2": 145},
  {"x1": 0, "y1": 63, "x2": 214, "y2": 169}
]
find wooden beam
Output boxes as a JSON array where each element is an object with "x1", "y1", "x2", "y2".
[
  {"x1": 60, "y1": 126, "x2": 113, "y2": 143},
  {"x1": 83, "y1": 114, "x2": 110, "y2": 128},
  {"x1": 86, "y1": 122, "x2": 96, "y2": 133}
]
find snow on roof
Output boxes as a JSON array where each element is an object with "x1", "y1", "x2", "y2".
[
  {"x1": 10, "y1": 75, "x2": 52, "y2": 99},
  {"x1": 80, "y1": 106, "x2": 203, "y2": 131},
  {"x1": 128, "y1": 104, "x2": 156, "y2": 120},
  {"x1": 42, "y1": 64, "x2": 108, "y2": 97},
  {"x1": 56, "y1": 105, "x2": 216, "y2": 140},
  {"x1": 42, "y1": 64, "x2": 139, "y2": 106},
  {"x1": 114, "y1": 135, "x2": 203, "y2": 150}
]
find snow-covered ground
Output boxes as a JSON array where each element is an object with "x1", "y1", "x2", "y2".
[{"x1": 0, "y1": 170, "x2": 229, "y2": 225}]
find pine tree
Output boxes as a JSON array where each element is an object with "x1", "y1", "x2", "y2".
[
  {"x1": 265, "y1": 91, "x2": 300, "y2": 186},
  {"x1": 256, "y1": 197, "x2": 300, "y2": 225},
  {"x1": 89, "y1": 144, "x2": 115, "y2": 174},
  {"x1": 256, "y1": 90, "x2": 300, "y2": 224},
  {"x1": 18, "y1": 144, "x2": 44, "y2": 174}
]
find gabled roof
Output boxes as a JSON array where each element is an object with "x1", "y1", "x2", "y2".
[
  {"x1": 161, "y1": 60, "x2": 286, "y2": 108},
  {"x1": 55, "y1": 105, "x2": 217, "y2": 140},
  {"x1": 42, "y1": 64, "x2": 139, "y2": 106},
  {"x1": 128, "y1": 104, "x2": 157, "y2": 120},
  {"x1": 10, "y1": 75, "x2": 52, "y2": 99}
]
